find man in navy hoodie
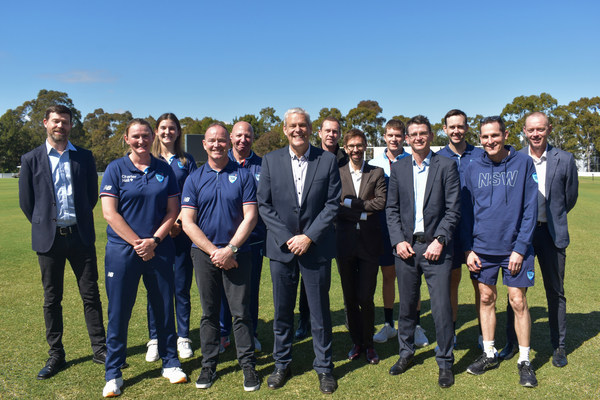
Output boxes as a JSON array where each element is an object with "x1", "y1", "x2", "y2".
[{"x1": 462, "y1": 116, "x2": 539, "y2": 388}]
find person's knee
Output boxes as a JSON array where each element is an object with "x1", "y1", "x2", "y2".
[
  {"x1": 479, "y1": 287, "x2": 496, "y2": 306},
  {"x1": 509, "y1": 291, "x2": 528, "y2": 314}
]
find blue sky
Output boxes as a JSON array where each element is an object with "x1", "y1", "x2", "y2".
[{"x1": 1, "y1": 0, "x2": 599, "y2": 125}]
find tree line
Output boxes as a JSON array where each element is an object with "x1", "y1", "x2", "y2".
[{"x1": 1, "y1": 90, "x2": 598, "y2": 172}]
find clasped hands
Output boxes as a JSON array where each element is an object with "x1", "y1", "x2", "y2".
[
  {"x1": 395, "y1": 240, "x2": 444, "y2": 261},
  {"x1": 134, "y1": 238, "x2": 157, "y2": 261},
  {"x1": 211, "y1": 247, "x2": 238, "y2": 270}
]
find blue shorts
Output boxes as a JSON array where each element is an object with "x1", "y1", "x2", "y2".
[{"x1": 470, "y1": 251, "x2": 535, "y2": 288}]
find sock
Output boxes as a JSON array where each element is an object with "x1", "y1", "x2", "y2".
[
  {"x1": 483, "y1": 340, "x2": 496, "y2": 358},
  {"x1": 517, "y1": 346, "x2": 530, "y2": 363},
  {"x1": 384, "y1": 308, "x2": 394, "y2": 327}
]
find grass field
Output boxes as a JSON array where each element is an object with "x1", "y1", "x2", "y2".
[{"x1": 0, "y1": 177, "x2": 599, "y2": 399}]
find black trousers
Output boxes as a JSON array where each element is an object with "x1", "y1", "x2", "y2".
[{"x1": 37, "y1": 228, "x2": 106, "y2": 359}]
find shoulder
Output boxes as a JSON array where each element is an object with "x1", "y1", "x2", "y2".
[
  {"x1": 263, "y1": 146, "x2": 287, "y2": 161},
  {"x1": 22, "y1": 144, "x2": 46, "y2": 161}
]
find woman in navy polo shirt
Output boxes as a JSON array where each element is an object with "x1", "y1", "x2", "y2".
[
  {"x1": 144, "y1": 113, "x2": 197, "y2": 362},
  {"x1": 100, "y1": 119, "x2": 187, "y2": 398}
]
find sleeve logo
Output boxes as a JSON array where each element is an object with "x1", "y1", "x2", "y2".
[{"x1": 156, "y1": 174, "x2": 164, "y2": 182}]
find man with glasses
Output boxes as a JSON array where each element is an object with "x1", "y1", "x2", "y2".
[
  {"x1": 386, "y1": 115, "x2": 460, "y2": 388},
  {"x1": 462, "y1": 116, "x2": 538, "y2": 388}
]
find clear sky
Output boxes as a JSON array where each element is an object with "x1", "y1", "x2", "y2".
[{"x1": 1, "y1": 0, "x2": 599, "y2": 125}]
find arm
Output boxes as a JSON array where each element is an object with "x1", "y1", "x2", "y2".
[
  {"x1": 345, "y1": 168, "x2": 387, "y2": 212},
  {"x1": 181, "y1": 207, "x2": 219, "y2": 255},
  {"x1": 133, "y1": 196, "x2": 179, "y2": 260},
  {"x1": 513, "y1": 159, "x2": 538, "y2": 256},
  {"x1": 101, "y1": 196, "x2": 141, "y2": 246},
  {"x1": 211, "y1": 203, "x2": 258, "y2": 269},
  {"x1": 386, "y1": 162, "x2": 414, "y2": 259},
  {"x1": 86, "y1": 151, "x2": 99, "y2": 208},
  {"x1": 18, "y1": 154, "x2": 34, "y2": 222},
  {"x1": 565, "y1": 152, "x2": 579, "y2": 213}
]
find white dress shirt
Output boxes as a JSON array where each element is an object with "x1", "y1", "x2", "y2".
[
  {"x1": 529, "y1": 145, "x2": 548, "y2": 223},
  {"x1": 289, "y1": 145, "x2": 310, "y2": 206}
]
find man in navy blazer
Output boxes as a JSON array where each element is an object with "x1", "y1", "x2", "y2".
[
  {"x1": 501, "y1": 112, "x2": 578, "y2": 367},
  {"x1": 19, "y1": 105, "x2": 106, "y2": 380},
  {"x1": 386, "y1": 115, "x2": 460, "y2": 388},
  {"x1": 257, "y1": 107, "x2": 341, "y2": 394}
]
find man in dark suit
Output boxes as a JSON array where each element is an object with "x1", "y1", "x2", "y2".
[
  {"x1": 386, "y1": 115, "x2": 460, "y2": 388},
  {"x1": 19, "y1": 105, "x2": 106, "y2": 380},
  {"x1": 500, "y1": 112, "x2": 578, "y2": 367},
  {"x1": 336, "y1": 129, "x2": 386, "y2": 365},
  {"x1": 257, "y1": 107, "x2": 341, "y2": 394}
]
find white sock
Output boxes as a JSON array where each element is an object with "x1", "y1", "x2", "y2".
[
  {"x1": 483, "y1": 340, "x2": 496, "y2": 358},
  {"x1": 517, "y1": 346, "x2": 530, "y2": 363}
]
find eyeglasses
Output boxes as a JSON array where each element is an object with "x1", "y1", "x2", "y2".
[
  {"x1": 345, "y1": 144, "x2": 365, "y2": 150},
  {"x1": 407, "y1": 132, "x2": 430, "y2": 138}
]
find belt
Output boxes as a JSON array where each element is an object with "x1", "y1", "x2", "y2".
[
  {"x1": 412, "y1": 234, "x2": 426, "y2": 244},
  {"x1": 57, "y1": 225, "x2": 77, "y2": 236},
  {"x1": 536, "y1": 221, "x2": 547, "y2": 227}
]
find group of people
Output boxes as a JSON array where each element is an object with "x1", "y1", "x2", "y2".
[{"x1": 18, "y1": 105, "x2": 578, "y2": 396}]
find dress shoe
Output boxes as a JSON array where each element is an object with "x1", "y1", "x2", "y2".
[
  {"x1": 438, "y1": 368, "x2": 454, "y2": 388},
  {"x1": 552, "y1": 348, "x2": 568, "y2": 368},
  {"x1": 37, "y1": 357, "x2": 66, "y2": 380},
  {"x1": 267, "y1": 366, "x2": 291, "y2": 389},
  {"x1": 93, "y1": 349, "x2": 107, "y2": 364},
  {"x1": 366, "y1": 347, "x2": 379, "y2": 364},
  {"x1": 347, "y1": 344, "x2": 361, "y2": 360},
  {"x1": 499, "y1": 341, "x2": 518, "y2": 360},
  {"x1": 389, "y1": 356, "x2": 413, "y2": 375},
  {"x1": 294, "y1": 320, "x2": 310, "y2": 341},
  {"x1": 317, "y1": 372, "x2": 337, "y2": 394}
]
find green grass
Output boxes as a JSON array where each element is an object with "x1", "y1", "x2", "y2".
[{"x1": 0, "y1": 177, "x2": 599, "y2": 399}]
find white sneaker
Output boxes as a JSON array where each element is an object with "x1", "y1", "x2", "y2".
[
  {"x1": 177, "y1": 337, "x2": 193, "y2": 359},
  {"x1": 373, "y1": 322, "x2": 397, "y2": 343},
  {"x1": 254, "y1": 336, "x2": 262, "y2": 353},
  {"x1": 162, "y1": 366, "x2": 188, "y2": 384},
  {"x1": 145, "y1": 339, "x2": 159, "y2": 362},
  {"x1": 103, "y1": 377, "x2": 123, "y2": 398},
  {"x1": 414, "y1": 325, "x2": 429, "y2": 347}
]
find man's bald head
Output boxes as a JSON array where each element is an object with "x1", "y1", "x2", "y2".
[{"x1": 231, "y1": 121, "x2": 255, "y2": 160}]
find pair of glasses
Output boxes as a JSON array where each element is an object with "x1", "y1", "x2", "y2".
[
  {"x1": 345, "y1": 144, "x2": 365, "y2": 150},
  {"x1": 407, "y1": 132, "x2": 429, "y2": 138}
]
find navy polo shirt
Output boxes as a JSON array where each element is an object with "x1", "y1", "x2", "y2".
[
  {"x1": 437, "y1": 143, "x2": 484, "y2": 187},
  {"x1": 100, "y1": 155, "x2": 180, "y2": 244},
  {"x1": 228, "y1": 149, "x2": 266, "y2": 245},
  {"x1": 181, "y1": 159, "x2": 256, "y2": 251},
  {"x1": 161, "y1": 152, "x2": 198, "y2": 192}
]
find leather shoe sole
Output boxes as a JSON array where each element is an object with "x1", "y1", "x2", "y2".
[
  {"x1": 438, "y1": 368, "x2": 454, "y2": 388},
  {"x1": 37, "y1": 358, "x2": 66, "y2": 380},
  {"x1": 267, "y1": 367, "x2": 291, "y2": 389},
  {"x1": 318, "y1": 372, "x2": 337, "y2": 394}
]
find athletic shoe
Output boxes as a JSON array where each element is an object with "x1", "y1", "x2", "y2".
[
  {"x1": 103, "y1": 377, "x2": 123, "y2": 398},
  {"x1": 145, "y1": 339, "x2": 159, "y2": 362},
  {"x1": 467, "y1": 353, "x2": 499, "y2": 375},
  {"x1": 162, "y1": 366, "x2": 188, "y2": 384},
  {"x1": 242, "y1": 365, "x2": 261, "y2": 391},
  {"x1": 518, "y1": 361, "x2": 538, "y2": 387},
  {"x1": 254, "y1": 336, "x2": 262, "y2": 353},
  {"x1": 196, "y1": 367, "x2": 217, "y2": 389},
  {"x1": 552, "y1": 348, "x2": 568, "y2": 367},
  {"x1": 415, "y1": 325, "x2": 429, "y2": 347},
  {"x1": 177, "y1": 337, "x2": 193, "y2": 359},
  {"x1": 219, "y1": 336, "x2": 230, "y2": 354},
  {"x1": 373, "y1": 323, "x2": 397, "y2": 343}
]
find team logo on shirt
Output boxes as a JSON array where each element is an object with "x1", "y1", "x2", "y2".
[
  {"x1": 156, "y1": 174, "x2": 164, "y2": 182},
  {"x1": 527, "y1": 271, "x2": 534, "y2": 280},
  {"x1": 178, "y1": 160, "x2": 184, "y2": 168},
  {"x1": 184, "y1": 196, "x2": 191, "y2": 202},
  {"x1": 255, "y1": 173, "x2": 260, "y2": 181},
  {"x1": 532, "y1": 172, "x2": 538, "y2": 183},
  {"x1": 103, "y1": 185, "x2": 112, "y2": 191},
  {"x1": 229, "y1": 174, "x2": 238, "y2": 183}
]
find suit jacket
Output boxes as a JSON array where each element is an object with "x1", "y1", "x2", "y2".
[
  {"x1": 386, "y1": 152, "x2": 461, "y2": 251},
  {"x1": 19, "y1": 143, "x2": 98, "y2": 253},
  {"x1": 520, "y1": 145, "x2": 578, "y2": 248},
  {"x1": 336, "y1": 163, "x2": 386, "y2": 258},
  {"x1": 257, "y1": 145, "x2": 341, "y2": 264}
]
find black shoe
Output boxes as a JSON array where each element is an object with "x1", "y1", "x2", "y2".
[
  {"x1": 499, "y1": 341, "x2": 518, "y2": 360},
  {"x1": 294, "y1": 320, "x2": 310, "y2": 340},
  {"x1": 389, "y1": 356, "x2": 413, "y2": 375},
  {"x1": 438, "y1": 368, "x2": 454, "y2": 388},
  {"x1": 267, "y1": 366, "x2": 291, "y2": 389},
  {"x1": 467, "y1": 353, "x2": 498, "y2": 375},
  {"x1": 347, "y1": 344, "x2": 361, "y2": 361},
  {"x1": 242, "y1": 365, "x2": 261, "y2": 392},
  {"x1": 552, "y1": 348, "x2": 568, "y2": 368},
  {"x1": 317, "y1": 372, "x2": 337, "y2": 394},
  {"x1": 93, "y1": 349, "x2": 129, "y2": 369},
  {"x1": 37, "y1": 357, "x2": 66, "y2": 380},
  {"x1": 195, "y1": 367, "x2": 217, "y2": 389},
  {"x1": 518, "y1": 361, "x2": 538, "y2": 387}
]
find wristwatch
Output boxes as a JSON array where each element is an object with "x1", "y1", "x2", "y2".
[
  {"x1": 227, "y1": 243, "x2": 238, "y2": 253},
  {"x1": 436, "y1": 235, "x2": 446, "y2": 246},
  {"x1": 152, "y1": 236, "x2": 161, "y2": 244}
]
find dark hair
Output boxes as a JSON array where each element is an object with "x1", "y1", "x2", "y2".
[
  {"x1": 343, "y1": 128, "x2": 366, "y2": 146},
  {"x1": 480, "y1": 115, "x2": 506, "y2": 132},
  {"x1": 45, "y1": 105, "x2": 72, "y2": 122},
  {"x1": 406, "y1": 115, "x2": 431, "y2": 133},
  {"x1": 385, "y1": 119, "x2": 406, "y2": 135},
  {"x1": 443, "y1": 109, "x2": 467, "y2": 126},
  {"x1": 321, "y1": 116, "x2": 341, "y2": 129},
  {"x1": 152, "y1": 113, "x2": 188, "y2": 166}
]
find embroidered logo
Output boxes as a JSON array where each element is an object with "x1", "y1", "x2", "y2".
[
  {"x1": 532, "y1": 172, "x2": 538, "y2": 183},
  {"x1": 527, "y1": 271, "x2": 535, "y2": 280},
  {"x1": 229, "y1": 174, "x2": 238, "y2": 183},
  {"x1": 121, "y1": 174, "x2": 136, "y2": 183},
  {"x1": 255, "y1": 173, "x2": 260, "y2": 181},
  {"x1": 178, "y1": 160, "x2": 184, "y2": 168},
  {"x1": 103, "y1": 185, "x2": 112, "y2": 191},
  {"x1": 156, "y1": 174, "x2": 164, "y2": 182},
  {"x1": 184, "y1": 196, "x2": 191, "y2": 202},
  {"x1": 107, "y1": 272, "x2": 114, "y2": 278}
]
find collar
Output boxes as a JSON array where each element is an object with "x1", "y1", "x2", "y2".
[
  {"x1": 228, "y1": 149, "x2": 255, "y2": 165},
  {"x1": 384, "y1": 148, "x2": 405, "y2": 162},
  {"x1": 412, "y1": 151, "x2": 432, "y2": 167},
  {"x1": 528, "y1": 145, "x2": 548, "y2": 161},
  {"x1": 289, "y1": 145, "x2": 310, "y2": 160},
  {"x1": 348, "y1": 160, "x2": 365, "y2": 174},
  {"x1": 46, "y1": 140, "x2": 76, "y2": 155}
]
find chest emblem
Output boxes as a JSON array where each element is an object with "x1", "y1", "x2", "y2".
[
  {"x1": 178, "y1": 160, "x2": 184, "y2": 168},
  {"x1": 255, "y1": 173, "x2": 260, "y2": 181},
  {"x1": 156, "y1": 174, "x2": 164, "y2": 182},
  {"x1": 532, "y1": 172, "x2": 538, "y2": 183},
  {"x1": 229, "y1": 174, "x2": 238, "y2": 183}
]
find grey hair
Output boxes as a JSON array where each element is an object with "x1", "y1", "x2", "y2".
[{"x1": 284, "y1": 107, "x2": 311, "y2": 127}]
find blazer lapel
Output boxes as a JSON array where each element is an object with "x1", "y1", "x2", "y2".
[
  {"x1": 38, "y1": 144, "x2": 56, "y2": 197},
  {"x1": 280, "y1": 148, "x2": 299, "y2": 207},
  {"x1": 423, "y1": 154, "x2": 438, "y2": 206},
  {"x1": 301, "y1": 146, "x2": 320, "y2": 205},
  {"x1": 357, "y1": 164, "x2": 371, "y2": 198},
  {"x1": 545, "y1": 145, "x2": 558, "y2": 197},
  {"x1": 340, "y1": 165, "x2": 356, "y2": 196},
  {"x1": 401, "y1": 159, "x2": 415, "y2": 232}
]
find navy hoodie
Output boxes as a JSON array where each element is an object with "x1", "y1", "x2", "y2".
[{"x1": 461, "y1": 145, "x2": 538, "y2": 256}]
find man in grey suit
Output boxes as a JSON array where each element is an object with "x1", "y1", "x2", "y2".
[
  {"x1": 500, "y1": 112, "x2": 578, "y2": 367},
  {"x1": 257, "y1": 107, "x2": 341, "y2": 394},
  {"x1": 386, "y1": 115, "x2": 460, "y2": 388},
  {"x1": 19, "y1": 105, "x2": 106, "y2": 380}
]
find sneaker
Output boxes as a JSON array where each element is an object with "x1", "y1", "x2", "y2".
[
  {"x1": 162, "y1": 366, "x2": 188, "y2": 384},
  {"x1": 145, "y1": 339, "x2": 159, "y2": 362},
  {"x1": 242, "y1": 365, "x2": 261, "y2": 391},
  {"x1": 103, "y1": 377, "x2": 123, "y2": 398},
  {"x1": 219, "y1": 336, "x2": 230, "y2": 354},
  {"x1": 254, "y1": 336, "x2": 262, "y2": 353},
  {"x1": 177, "y1": 337, "x2": 193, "y2": 359},
  {"x1": 518, "y1": 361, "x2": 538, "y2": 387},
  {"x1": 467, "y1": 353, "x2": 499, "y2": 375},
  {"x1": 196, "y1": 367, "x2": 217, "y2": 389},
  {"x1": 415, "y1": 325, "x2": 429, "y2": 347},
  {"x1": 373, "y1": 323, "x2": 397, "y2": 343}
]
